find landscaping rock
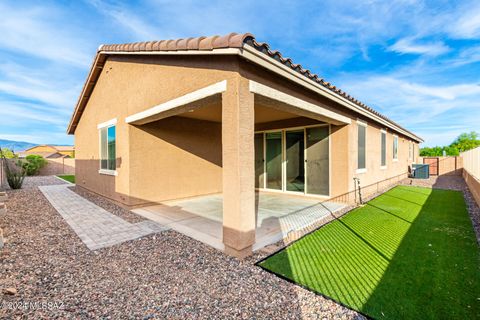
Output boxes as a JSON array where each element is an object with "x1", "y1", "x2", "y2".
[
  {"x1": 1, "y1": 176, "x2": 362, "y2": 319},
  {"x1": 3, "y1": 287, "x2": 17, "y2": 295},
  {"x1": 0, "y1": 228, "x2": 4, "y2": 249}
]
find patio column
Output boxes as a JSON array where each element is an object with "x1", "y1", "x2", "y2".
[{"x1": 222, "y1": 77, "x2": 256, "y2": 258}]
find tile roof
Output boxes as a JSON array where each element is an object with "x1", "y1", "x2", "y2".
[{"x1": 68, "y1": 33, "x2": 422, "y2": 142}]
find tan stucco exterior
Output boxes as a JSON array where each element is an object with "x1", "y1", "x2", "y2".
[{"x1": 73, "y1": 53, "x2": 420, "y2": 257}]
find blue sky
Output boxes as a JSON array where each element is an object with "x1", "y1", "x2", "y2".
[{"x1": 0, "y1": 0, "x2": 479, "y2": 147}]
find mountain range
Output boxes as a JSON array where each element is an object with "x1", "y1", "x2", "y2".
[{"x1": 0, "y1": 139, "x2": 38, "y2": 152}]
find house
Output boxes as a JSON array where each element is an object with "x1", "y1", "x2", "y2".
[
  {"x1": 20, "y1": 145, "x2": 75, "y2": 158},
  {"x1": 67, "y1": 33, "x2": 422, "y2": 257}
]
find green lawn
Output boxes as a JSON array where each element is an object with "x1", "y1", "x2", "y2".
[
  {"x1": 259, "y1": 186, "x2": 480, "y2": 319},
  {"x1": 57, "y1": 175, "x2": 75, "y2": 183}
]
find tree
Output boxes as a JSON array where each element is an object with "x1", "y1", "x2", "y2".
[
  {"x1": 21, "y1": 154, "x2": 47, "y2": 176},
  {"x1": 450, "y1": 131, "x2": 480, "y2": 152},
  {"x1": 0, "y1": 148, "x2": 16, "y2": 159},
  {"x1": 0, "y1": 147, "x2": 25, "y2": 189},
  {"x1": 419, "y1": 131, "x2": 479, "y2": 156}
]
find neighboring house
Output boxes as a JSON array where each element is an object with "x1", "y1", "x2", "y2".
[
  {"x1": 67, "y1": 33, "x2": 422, "y2": 257},
  {"x1": 20, "y1": 145, "x2": 75, "y2": 158}
]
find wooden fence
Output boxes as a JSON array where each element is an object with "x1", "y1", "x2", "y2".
[
  {"x1": 461, "y1": 147, "x2": 480, "y2": 180},
  {"x1": 420, "y1": 156, "x2": 463, "y2": 176},
  {"x1": 461, "y1": 147, "x2": 480, "y2": 206},
  {"x1": 38, "y1": 158, "x2": 75, "y2": 176}
]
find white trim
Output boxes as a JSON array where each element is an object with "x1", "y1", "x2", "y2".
[
  {"x1": 380, "y1": 129, "x2": 387, "y2": 133},
  {"x1": 380, "y1": 166, "x2": 387, "y2": 170},
  {"x1": 97, "y1": 118, "x2": 117, "y2": 129},
  {"x1": 125, "y1": 80, "x2": 227, "y2": 125},
  {"x1": 356, "y1": 119, "x2": 367, "y2": 127},
  {"x1": 356, "y1": 168, "x2": 367, "y2": 174},
  {"x1": 98, "y1": 169, "x2": 118, "y2": 176},
  {"x1": 249, "y1": 81, "x2": 351, "y2": 125}
]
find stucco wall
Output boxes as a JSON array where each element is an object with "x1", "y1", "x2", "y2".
[
  {"x1": 129, "y1": 116, "x2": 222, "y2": 204},
  {"x1": 74, "y1": 54, "x2": 420, "y2": 206},
  {"x1": 237, "y1": 59, "x2": 419, "y2": 200},
  {"x1": 74, "y1": 55, "x2": 239, "y2": 205}
]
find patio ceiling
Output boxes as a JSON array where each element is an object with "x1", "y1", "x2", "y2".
[{"x1": 125, "y1": 80, "x2": 352, "y2": 126}]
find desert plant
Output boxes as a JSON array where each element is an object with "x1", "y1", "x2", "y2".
[
  {"x1": 0, "y1": 147, "x2": 25, "y2": 189},
  {"x1": 22, "y1": 154, "x2": 47, "y2": 176}
]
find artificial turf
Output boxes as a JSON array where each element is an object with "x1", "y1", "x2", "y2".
[
  {"x1": 259, "y1": 186, "x2": 480, "y2": 319},
  {"x1": 57, "y1": 175, "x2": 75, "y2": 184}
]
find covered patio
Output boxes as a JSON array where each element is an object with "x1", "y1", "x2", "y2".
[
  {"x1": 125, "y1": 78, "x2": 351, "y2": 257},
  {"x1": 132, "y1": 192, "x2": 346, "y2": 251}
]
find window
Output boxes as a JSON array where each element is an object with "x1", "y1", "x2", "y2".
[
  {"x1": 409, "y1": 142, "x2": 413, "y2": 160},
  {"x1": 393, "y1": 135, "x2": 398, "y2": 161},
  {"x1": 381, "y1": 130, "x2": 386, "y2": 167},
  {"x1": 98, "y1": 119, "x2": 116, "y2": 174},
  {"x1": 357, "y1": 121, "x2": 366, "y2": 172}
]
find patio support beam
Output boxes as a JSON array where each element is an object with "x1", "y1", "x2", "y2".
[
  {"x1": 222, "y1": 77, "x2": 256, "y2": 258},
  {"x1": 249, "y1": 81, "x2": 352, "y2": 125}
]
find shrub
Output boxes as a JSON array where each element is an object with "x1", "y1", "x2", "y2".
[
  {"x1": 0, "y1": 147, "x2": 25, "y2": 189},
  {"x1": 22, "y1": 154, "x2": 47, "y2": 176}
]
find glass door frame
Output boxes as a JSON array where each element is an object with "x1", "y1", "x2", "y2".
[{"x1": 255, "y1": 123, "x2": 331, "y2": 198}]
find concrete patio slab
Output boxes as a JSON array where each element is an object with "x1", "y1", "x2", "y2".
[
  {"x1": 132, "y1": 192, "x2": 346, "y2": 252},
  {"x1": 39, "y1": 185, "x2": 168, "y2": 250}
]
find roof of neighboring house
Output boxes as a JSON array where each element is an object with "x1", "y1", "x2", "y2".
[
  {"x1": 67, "y1": 33, "x2": 422, "y2": 142},
  {"x1": 18, "y1": 151, "x2": 67, "y2": 159},
  {"x1": 24, "y1": 145, "x2": 74, "y2": 152},
  {"x1": 53, "y1": 146, "x2": 75, "y2": 151}
]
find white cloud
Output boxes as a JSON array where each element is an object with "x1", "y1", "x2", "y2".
[
  {"x1": 0, "y1": 133, "x2": 73, "y2": 145},
  {"x1": 335, "y1": 71, "x2": 480, "y2": 147},
  {"x1": 86, "y1": 0, "x2": 161, "y2": 40},
  {"x1": 0, "y1": 101, "x2": 66, "y2": 126},
  {"x1": 0, "y1": 3, "x2": 91, "y2": 67},
  {"x1": 0, "y1": 62, "x2": 81, "y2": 108},
  {"x1": 450, "y1": 9, "x2": 480, "y2": 39},
  {"x1": 388, "y1": 38, "x2": 450, "y2": 56}
]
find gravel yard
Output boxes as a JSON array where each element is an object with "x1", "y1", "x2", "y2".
[
  {"x1": 1, "y1": 175, "x2": 478, "y2": 319},
  {"x1": 1, "y1": 177, "x2": 362, "y2": 319}
]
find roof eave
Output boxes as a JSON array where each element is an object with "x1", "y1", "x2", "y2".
[{"x1": 67, "y1": 45, "x2": 423, "y2": 143}]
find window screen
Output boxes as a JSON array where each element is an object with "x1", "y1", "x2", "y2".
[
  {"x1": 393, "y1": 136, "x2": 398, "y2": 160},
  {"x1": 381, "y1": 131, "x2": 386, "y2": 166},
  {"x1": 358, "y1": 124, "x2": 366, "y2": 169},
  {"x1": 100, "y1": 125, "x2": 116, "y2": 170}
]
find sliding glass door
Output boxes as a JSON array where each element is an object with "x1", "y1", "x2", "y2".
[
  {"x1": 256, "y1": 125, "x2": 329, "y2": 196},
  {"x1": 254, "y1": 133, "x2": 265, "y2": 188},
  {"x1": 265, "y1": 132, "x2": 282, "y2": 190},
  {"x1": 306, "y1": 126, "x2": 329, "y2": 195},
  {"x1": 285, "y1": 130, "x2": 305, "y2": 192}
]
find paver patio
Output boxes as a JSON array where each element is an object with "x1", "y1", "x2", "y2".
[{"x1": 39, "y1": 184, "x2": 167, "y2": 250}]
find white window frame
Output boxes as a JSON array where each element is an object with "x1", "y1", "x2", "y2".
[
  {"x1": 356, "y1": 120, "x2": 367, "y2": 174},
  {"x1": 98, "y1": 118, "x2": 117, "y2": 176},
  {"x1": 409, "y1": 141, "x2": 413, "y2": 161},
  {"x1": 393, "y1": 134, "x2": 399, "y2": 162},
  {"x1": 380, "y1": 129, "x2": 387, "y2": 169}
]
